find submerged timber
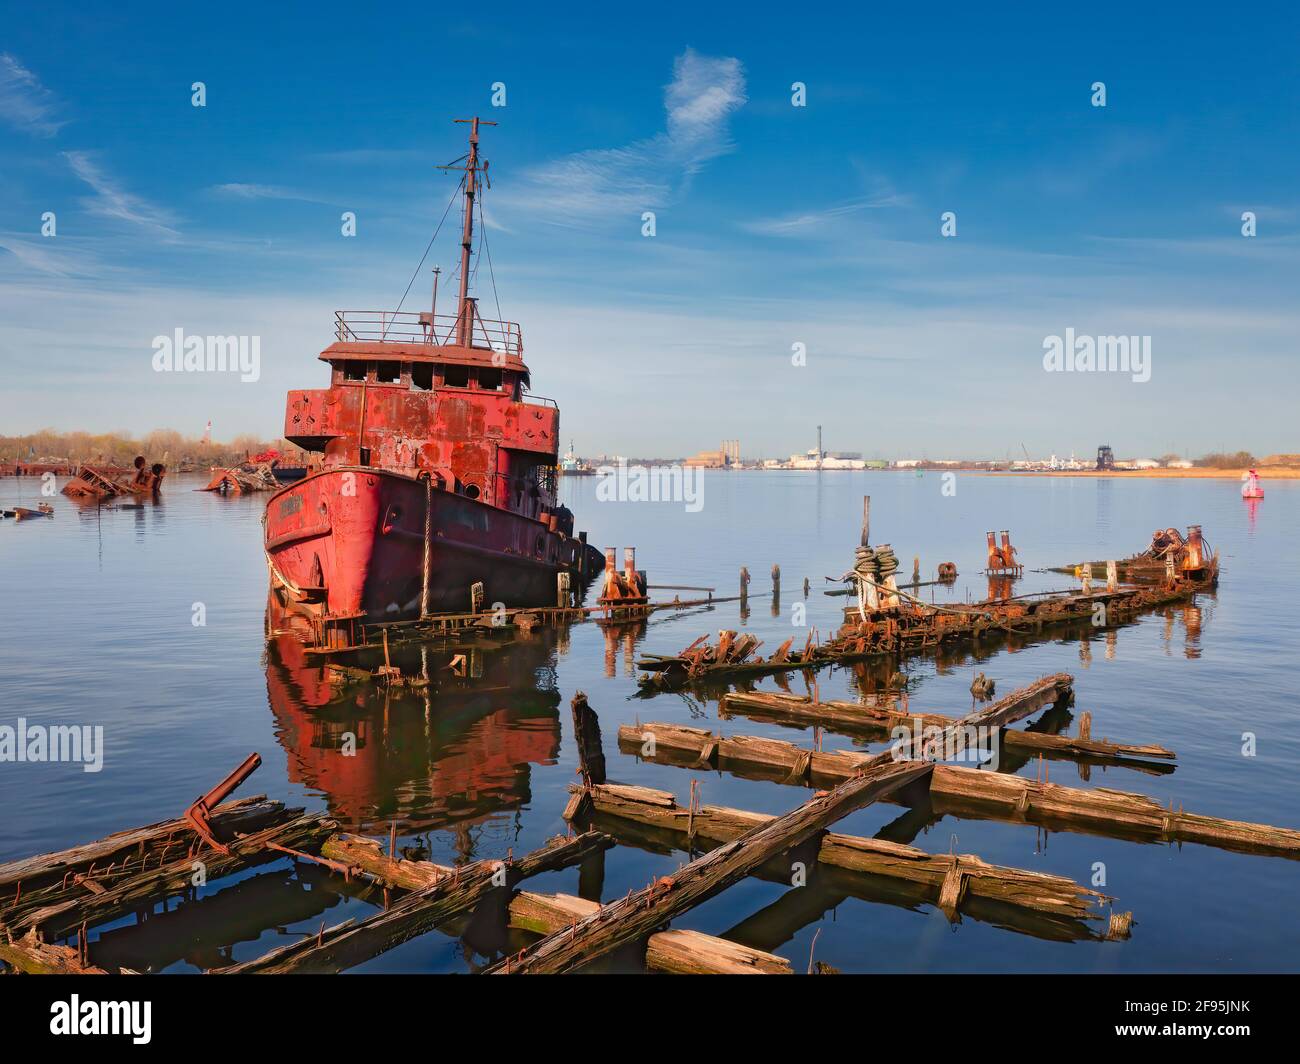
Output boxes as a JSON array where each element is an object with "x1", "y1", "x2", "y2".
[{"x1": 638, "y1": 579, "x2": 1206, "y2": 691}]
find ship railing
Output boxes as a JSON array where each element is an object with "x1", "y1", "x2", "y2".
[{"x1": 334, "y1": 309, "x2": 522, "y2": 358}]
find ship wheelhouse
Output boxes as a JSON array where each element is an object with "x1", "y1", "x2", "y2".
[{"x1": 283, "y1": 308, "x2": 562, "y2": 527}]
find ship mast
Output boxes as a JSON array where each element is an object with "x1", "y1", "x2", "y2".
[{"x1": 442, "y1": 116, "x2": 496, "y2": 347}]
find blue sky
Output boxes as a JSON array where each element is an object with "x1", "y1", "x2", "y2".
[{"x1": 1, "y1": 2, "x2": 1297, "y2": 459}]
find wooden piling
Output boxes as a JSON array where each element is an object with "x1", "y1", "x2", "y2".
[{"x1": 570, "y1": 691, "x2": 606, "y2": 786}]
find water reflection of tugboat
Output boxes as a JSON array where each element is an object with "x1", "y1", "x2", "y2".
[{"x1": 264, "y1": 631, "x2": 560, "y2": 844}]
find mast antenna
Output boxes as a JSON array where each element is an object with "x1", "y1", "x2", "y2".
[{"x1": 437, "y1": 117, "x2": 497, "y2": 347}]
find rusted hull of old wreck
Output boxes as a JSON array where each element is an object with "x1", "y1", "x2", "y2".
[{"x1": 266, "y1": 467, "x2": 597, "y2": 620}]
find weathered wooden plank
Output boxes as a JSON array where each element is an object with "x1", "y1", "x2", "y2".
[
  {"x1": 214, "y1": 831, "x2": 611, "y2": 974},
  {"x1": 721, "y1": 689, "x2": 1173, "y2": 770},
  {"x1": 928, "y1": 770, "x2": 1300, "y2": 858},
  {"x1": 10, "y1": 812, "x2": 334, "y2": 938},
  {"x1": 0, "y1": 797, "x2": 286, "y2": 896},
  {"x1": 578, "y1": 781, "x2": 1110, "y2": 924},
  {"x1": 486, "y1": 755, "x2": 933, "y2": 974},
  {"x1": 507, "y1": 891, "x2": 790, "y2": 974},
  {"x1": 622, "y1": 720, "x2": 1300, "y2": 860},
  {"x1": 320, "y1": 833, "x2": 786, "y2": 973},
  {"x1": 0, "y1": 928, "x2": 110, "y2": 974}
]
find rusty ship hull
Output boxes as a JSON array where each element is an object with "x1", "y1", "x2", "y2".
[{"x1": 266, "y1": 467, "x2": 601, "y2": 620}]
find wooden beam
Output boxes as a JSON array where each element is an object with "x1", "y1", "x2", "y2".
[
  {"x1": 9, "y1": 812, "x2": 334, "y2": 938},
  {"x1": 0, "y1": 797, "x2": 288, "y2": 900},
  {"x1": 0, "y1": 928, "x2": 110, "y2": 975},
  {"x1": 507, "y1": 891, "x2": 790, "y2": 974},
  {"x1": 320, "y1": 833, "x2": 787, "y2": 973},
  {"x1": 621, "y1": 720, "x2": 1300, "y2": 860},
  {"x1": 720, "y1": 689, "x2": 1175, "y2": 772},
  {"x1": 579, "y1": 780, "x2": 1111, "y2": 926},
  {"x1": 213, "y1": 832, "x2": 611, "y2": 974},
  {"x1": 588, "y1": 798, "x2": 1115, "y2": 944},
  {"x1": 485, "y1": 755, "x2": 933, "y2": 974}
]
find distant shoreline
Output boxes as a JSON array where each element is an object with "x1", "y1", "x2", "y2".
[
  {"x1": 974, "y1": 467, "x2": 1299, "y2": 479},
  {"x1": 672, "y1": 465, "x2": 1300, "y2": 478}
]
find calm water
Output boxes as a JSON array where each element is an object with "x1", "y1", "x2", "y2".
[{"x1": 1, "y1": 470, "x2": 1296, "y2": 973}]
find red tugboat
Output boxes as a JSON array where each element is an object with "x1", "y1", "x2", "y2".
[{"x1": 264, "y1": 118, "x2": 604, "y2": 627}]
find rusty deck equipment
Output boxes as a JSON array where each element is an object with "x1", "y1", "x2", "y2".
[
  {"x1": 184, "y1": 752, "x2": 263, "y2": 854},
  {"x1": 984, "y1": 529, "x2": 1023, "y2": 576},
  {"x1": 1048, "y1": 524, "x2": 1221, "y2": 589}
]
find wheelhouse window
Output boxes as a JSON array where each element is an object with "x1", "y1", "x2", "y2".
[
  {"x1": 374, "y1": 361, "x2": 401, "y2": 384},
  {"x1": 410, "y1": 362, "x2": 434, "y2": 391},
  {"x1": 342, "y1": 360, "x2": 367, "y2": 382},
  {"x1": 442, "y1": 363, "x2": 470, "y2": 388},
  {"x1": 476, "y1": 367, "x2": 502, "y2": 391}
]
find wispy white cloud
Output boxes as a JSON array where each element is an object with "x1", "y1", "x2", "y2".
[
  {"x1": 0, "y1": 53, "x2": 65, "y2": 137},
  {"x1": 494, "y1": 49, "x2": 747, "y2": 228},
  {"x1": 0, "y1": 234, "x2": 104, "y2": 278},
  {"x1": 740, "y1": 192, "x2": 909, "y2": 237},
  {"x1": 63, "y1": 151, "x2": 179, "y2": 237},
  {"x1": 209, "y1": 182, "x2": 335, "y2": 205}
]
